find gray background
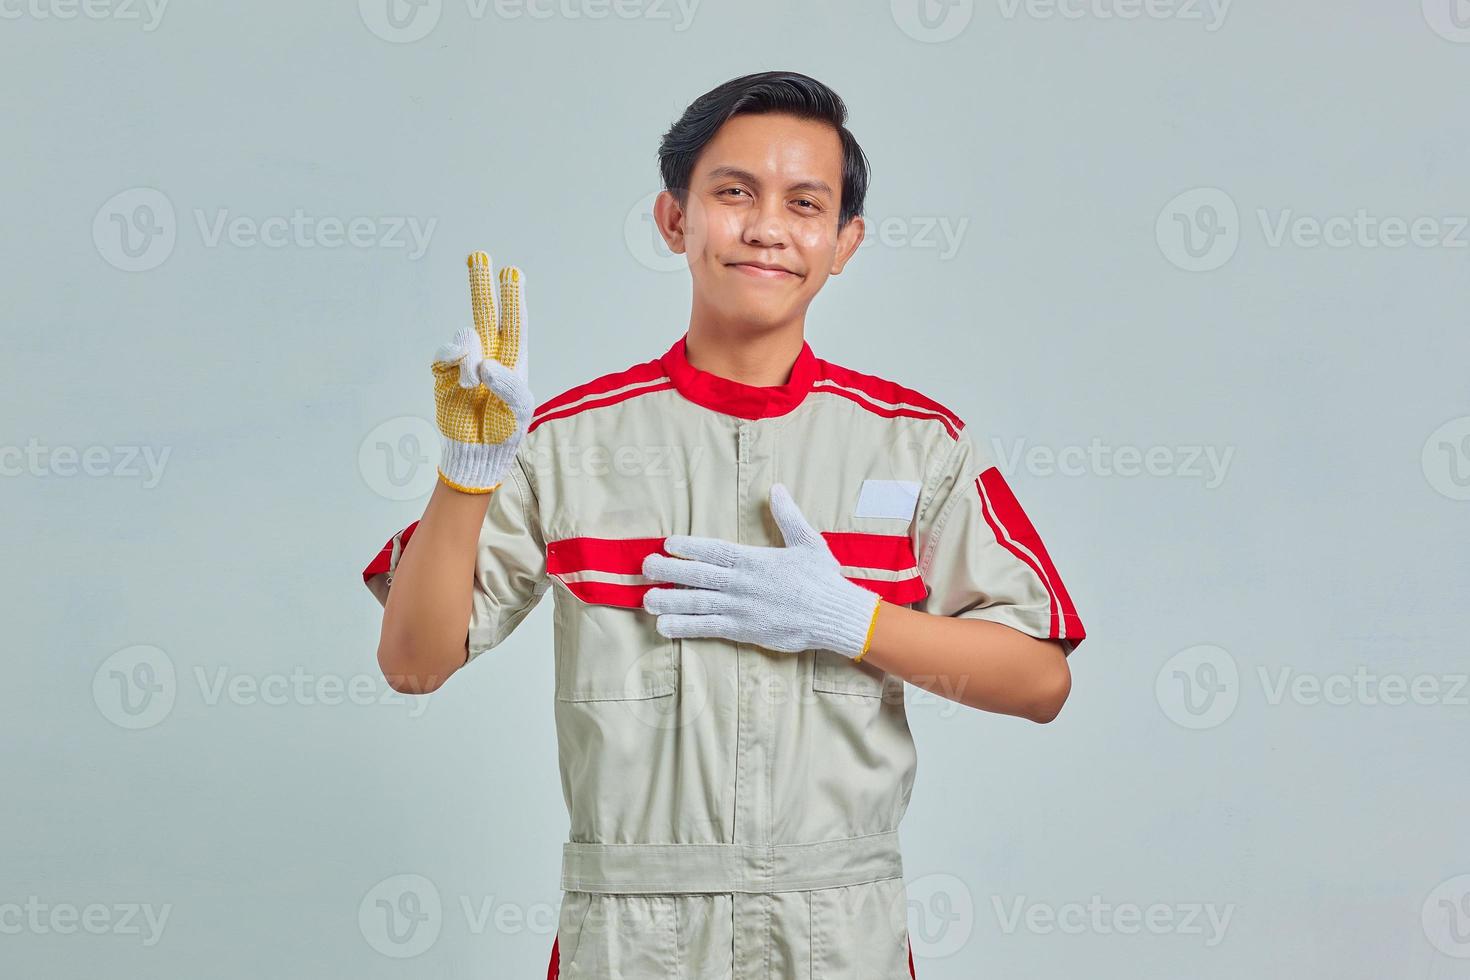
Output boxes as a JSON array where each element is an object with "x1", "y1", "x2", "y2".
[{"x1": 4, "y1": 1, "x2": 1469, "y2": 977}]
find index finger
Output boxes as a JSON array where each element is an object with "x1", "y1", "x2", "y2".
[
  {"x1": 642, "y1": 553, "x2": 726, "y2": 589},
  {"x1": 467, "y1": 250, "x2": 499, "y2": 359}
]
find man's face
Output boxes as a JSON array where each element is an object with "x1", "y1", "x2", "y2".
[{"x1": 655, "y1": 112, "x2": 865, "y2": 333}]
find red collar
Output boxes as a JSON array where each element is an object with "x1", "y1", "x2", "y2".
[{"x1": 657, "y1": 333, "x2": 822, "y2": 419}]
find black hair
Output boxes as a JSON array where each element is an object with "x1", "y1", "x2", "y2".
[{"x1": 657, "y1": 70, "x2": 870, "y2": 230}]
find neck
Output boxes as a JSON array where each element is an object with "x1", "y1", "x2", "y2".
[{"x1": 683, "y1": 313, "x2": 806, "y2": 387}]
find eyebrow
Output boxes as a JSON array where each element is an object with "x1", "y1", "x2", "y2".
[{"x1": 702, "y1": 166, "x2": 834, "y2": 198}]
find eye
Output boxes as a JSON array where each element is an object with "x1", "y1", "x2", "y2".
[
  {"x1": 719, "y1": 187, "x2": 750, "y2": 199},
  {"x1": 794, "y1": 198, "x2": 820, "y2": 211}
]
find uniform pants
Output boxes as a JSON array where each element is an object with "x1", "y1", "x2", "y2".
[{"x1": 544, "y1": 930, "x2": 918, "y2": 978}]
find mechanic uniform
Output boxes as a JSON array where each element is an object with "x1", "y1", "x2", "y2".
[{"x1": 363, "y1": 333, "x2": 1088, "y2": 979}]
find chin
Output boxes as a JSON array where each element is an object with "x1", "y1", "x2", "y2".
[{"x1": 724, "y1": 295, "x2": 792, "y2": 322}]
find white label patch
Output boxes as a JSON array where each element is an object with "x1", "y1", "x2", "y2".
[{"x1": 853, "y1": 480, "x2": 921, "y2": 520}]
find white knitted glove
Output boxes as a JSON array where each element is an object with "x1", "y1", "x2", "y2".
[{"x1": 641, "y1": 483, "x2": 884, "y2": 660}]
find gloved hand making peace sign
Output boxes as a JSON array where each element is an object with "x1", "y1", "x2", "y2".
[{"x1": 431, "y1": 250, "x2": 537, "y2": 494}]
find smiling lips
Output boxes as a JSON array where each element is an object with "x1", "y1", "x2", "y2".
[{"x1": 729, "y1": 261, "x2": 798, "y2": 280}]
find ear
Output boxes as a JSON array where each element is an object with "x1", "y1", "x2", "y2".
[
  {"x1": 652, "y1": 189, "x2": 689, "y2": 257},
  {"x1": 829, "y1": 215, "x2": 865, "y2": 276}
]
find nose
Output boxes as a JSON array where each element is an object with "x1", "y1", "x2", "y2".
[{"x1": 741, "y1": 195, "x2": 789, "y2": 249}]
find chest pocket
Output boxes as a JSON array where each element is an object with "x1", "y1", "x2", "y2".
[
  {"x1": 548, "y1": 535, "x2": 678, "y2": 702},
  {"x1": 811, "y1": 648, "x2": 889, "y2": 698},
  {"x1": 809, "y1": 527, "x2": 928, "y2": 700}
]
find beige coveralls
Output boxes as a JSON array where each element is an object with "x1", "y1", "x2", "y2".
[{"x1": 364, "y1": 333, "x2": 1087, "y2": 979}]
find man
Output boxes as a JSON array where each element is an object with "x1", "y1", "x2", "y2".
[{"x1": 364, "y1": 70, "x2": 1087, "y2": 979}]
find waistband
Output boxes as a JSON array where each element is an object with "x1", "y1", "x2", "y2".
[{"x1": 560, "y1": 830, "x2": 904, "y2": 894}]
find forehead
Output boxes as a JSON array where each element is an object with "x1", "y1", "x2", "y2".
[{"x1": 693, "y1": 112, "x2": 844, "y2": 190}]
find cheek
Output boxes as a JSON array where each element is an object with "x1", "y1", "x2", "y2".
[
  {"x1": 677, "y1": 196, "x2": 713, "y2": 260},
  {"x1": 704, "y1": 211, "x2": 747, "y2": 258},
  {"x1": 686, "y1": 220, "x2": 737, "y2": 266},
  {"x1": 683, "y1": 224, "x2": 708, "y2": 263},
  {"x1": 792, "y1": 222, "x2": 836, "y2": 251}
]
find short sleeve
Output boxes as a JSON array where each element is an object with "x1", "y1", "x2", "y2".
[
  {"x1": 361, "y1": 452, "x2": 550, "y2": 662},
  {"x1": 911, "y1": 432, "x2": 1087, "y2": 653}
]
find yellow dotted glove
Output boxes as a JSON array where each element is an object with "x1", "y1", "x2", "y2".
[{"x1": 431, "y1": 250, "x2": 536, "y2": 494}]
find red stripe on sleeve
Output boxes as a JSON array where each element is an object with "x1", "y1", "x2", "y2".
[
  {"x1": 362, "y1": 521, "x2": 419, "y2": 583},
  {"x1": 975, "y1": 468, "x2": 1086, "y2": 646}
]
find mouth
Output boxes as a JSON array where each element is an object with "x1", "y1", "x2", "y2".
[{"x1": 728, "y1": 261, "x2": 799, "y2": 280}]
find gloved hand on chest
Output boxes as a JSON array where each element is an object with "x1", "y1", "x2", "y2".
[{"x1": 641, "y1": 483, "x2": 884, "y2": 661}]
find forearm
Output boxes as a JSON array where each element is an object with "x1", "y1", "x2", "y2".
[
  {"x1": 377, "y1": 480, "x2": 493, "y2": 692},
  {"x1": 859, "y1": 601, "x2": 1071, "y2": 722}
]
